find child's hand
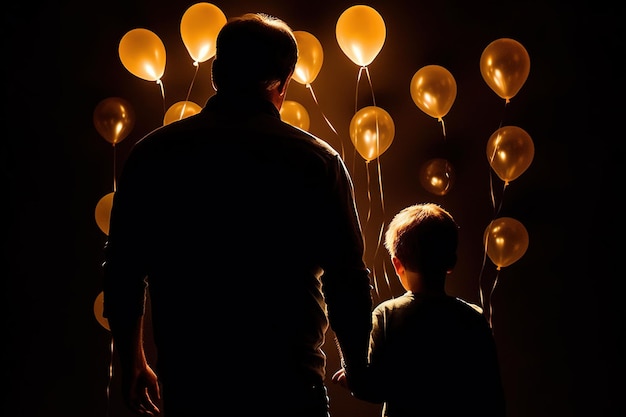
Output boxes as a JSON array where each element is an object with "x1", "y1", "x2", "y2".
[{"x1": 331, "y1": 368, "x2": 348, "y2": 389}]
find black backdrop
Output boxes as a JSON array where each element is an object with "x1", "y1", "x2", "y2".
[{"x1": 3, "y1": 1, "x2": 624, "y2": 416}]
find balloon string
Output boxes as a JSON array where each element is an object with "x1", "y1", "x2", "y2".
[
  {"x1": 157, "y1": 79, "x2": 166, "y2": 117},
  {"x1": 112, "y1": 145, "x2": 117, "y2": 192},
  {"x1": 364, "y1": 160, "x2": 379, "y2": 297},
  {"x1": 439, "y1": 117, "x2": 447, "y2": 140},
  {"x1": 487, "y1": 143, "x2": 499, "y2": 213},
  {"x1": 306, "y1": 83, "x2": 346, "y2": 161},
  {"x1": 371, "y1": 120, "x2": 387, "y2": 289},
  {"x1": 381, "y1": 256, "x2": 393, "y2": 299},
  {"x1": 498, "y1": 100, "x2": 509, "y2": 129},
  {"x1": 183, "y1": 62, "x2": 200, "y2": 110},
  {"x1": 105, "y1": 336, "x2": 114, "y2": 417},
  {"x1": 364, "y1": 66, "x2": 376, "y2": 107},
  {"x1": 478, "y1": 230, "x2": 490, "y2": 316},
  {"x1": 364, "y1": 161, "x2": 373, "y2": 252},
  {"x1": 354, "y1": 66, "x2": 377, "y2": 112},
  {"x1": 488, "y1": 269, "x2": 501, "y2": 330},
  {"x1": 354, "y1": 68, "x2": 362, "y2": 114}
]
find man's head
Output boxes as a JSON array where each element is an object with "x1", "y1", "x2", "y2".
[
  {"x1": 212, "y1": 13, "x2": 298, "y2": 98},
  {"x1": 385, "y1": 203, "x2": 459, "y2": 278}
]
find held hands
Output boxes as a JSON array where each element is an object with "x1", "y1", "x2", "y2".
[
  {"x1": 332, "y1": 368, "x2": 350, "y2": 389},
  {"x1": 332, "y1": 364, "x2": 375, "y2": 402},
  {"x1": 331, "y1": 367, "x2": 349, "y2": 389}
]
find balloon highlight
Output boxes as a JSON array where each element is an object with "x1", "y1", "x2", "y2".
[
  {"x1": 93, "y1": 97, "x2": 135, "y2": 145},
  {"x1": 419, "y1": 158, "x2": 455, "y2": 196},
  {"x1": 164, "y1": 101, "x2": 202, "y2": 125},
  {"x1": 280, "y1": 100, "x2": 310, "y2": 131},
  {"x1": 336, "y1": 5, "x2": 386, "y2": 67},
  {"x1": 293, "y1": 31, "x2": 324, "y2": 85},
  {"x1": 484, "y1": 217, "x2": 529, "y2": 269},
  {"x1": 480, "y1": 38, "x2": 530, "y2": 103},
  {"x1": 350, "y1": 106, "x2": 395, "y2": 162},
  {"x1": 119, "y1": 28, "x2": 166, "y2": 82},
  {"x1": 410, "y1": 65, "x2": 457, "y2": 121},
  {"x1": 486, "y1": 125, "x2": 534, "y2": 185},
  {"x1": 93, "y1": 291, "x2": 110, "y2": 331},
  {"x1": 180, "y1": 2, "x2": 227, "y2": 64},
  {"x1": 95, "y1": 192, "x2": 115, "y2": 235}
]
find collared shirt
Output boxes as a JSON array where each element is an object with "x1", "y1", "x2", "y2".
[{"x1": 102, "y1": 92, "x2": 372, "y2": 402}]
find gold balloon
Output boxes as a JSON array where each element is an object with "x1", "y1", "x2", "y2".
[
  {"x1": 336, "y1": 5, "x2": 386, "y2": 67},
  {"x1": 486, "y1": 125, "x2": 534, "y2": 185},
  {"x1": 93, "y1": 97, "x2": 135, "y2": 145},
  {"x1": 480, "y1": 38, "x2": 530, "y2": 103},
  {"x1": 410, "y1": 65, "x2": 457, "y2": 120},
  {"x1": 349, "y1": 106, "x2": 395, "y2": 162},
  {"x1": 180, "y1": 2, "x2": 227, "y2": 63},
  {"x1": 484, "y1": 217, "x2": 529, "y2": 269},
  {"x1": 419, "y1": 158, "x2": 455, "y2": 196},
  {"x1": 93, "y1": 291, "x2": 110, "y2": 331},
  {"x1": 292, "y1": 31, "x2": 324, "y2": 85},
  {"x1": 164, "y1": 101, "x2": 202, "y2": 125},
  {"x1": 119, "y1": 28, "x2": 166, "y2": 82},
  {"x1": 280, "y1": 100, "x2": 310, "y2": 131},
  {"x1": 95, "y1": 192, "x2": 115, "y2": 235}
]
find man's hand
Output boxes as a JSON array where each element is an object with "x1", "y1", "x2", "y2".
[{"x1": 123, "y1": 364, "x2": 161, "y2": 416}]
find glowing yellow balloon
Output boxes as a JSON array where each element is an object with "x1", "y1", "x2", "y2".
[
  {"x1": 419, "y1": 158, "x2": 455, "y2": 196},
  {"x1": 93, "y1": 291, "x2": 110, "y2": 331},
  {"x1": 164, "y1": 101, "x2": 202, "y2": 125},
  {"x1": 480, "y1": 38, "x2": 530, "y2": 103},
  {"x1": 484, "y1": 217, "x2": 529, "y2": 269},
  {"x1": 93, "y1": 97, "x2": 135, "y2": 145},
  {"x1": 95, "y1": 192, "x2": 115, "y2": 235},
  {"x1": 180, "y1": 2, "x2": 227, "y2": 63},
  {"x1": 336, "y1": 5, "x2": 386, "y2": 67},
  {"x1": 486, "y1": 126, "x2": 534, "y2": 185},
  {"x1": 293, "y1": 31, "x2": 324, "y2": 85},
  {"x1": 410, "y1": 65, "x2": 457, "y2": 120},
  {"x1": 349, "y1": 106, "x2": 395, "y2": 162},
  {"x1": 280, "y1": 100, "x2": 310, "y2": 131},
  {"x1": 119, "y1": 28, "x2": 166, "y2": 82}
]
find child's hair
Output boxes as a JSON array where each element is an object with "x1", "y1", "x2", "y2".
[{"x1": 384, "y1": 203, "x2": 459, "y2": 276}]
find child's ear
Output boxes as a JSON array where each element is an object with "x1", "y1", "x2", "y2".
[{"x1": 391, "y1": 256, "x2": 404, "y2": 275}]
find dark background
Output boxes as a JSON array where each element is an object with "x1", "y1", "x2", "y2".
[{"x1": 3, "y1": 1, "x2": 624, "y2": 416}]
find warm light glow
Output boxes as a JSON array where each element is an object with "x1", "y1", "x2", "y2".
[
  {"x1": 336, "y1": 5, "x2": 386, "y2": 67},
  {"x1": 486, "y1": 126, "x2": 534, "y2": 184},
  {"x1": 349, "y1": 106, "x2": 395, "y2": 162},
  {"x1": 419, "y1": 158, "x2": 455, "y2": 196},
  {"x1": 292, "y1": 31, "x2": 324, "y2": 85},
  {"x1": 180, "y1": 2, "x2": 226, "y2": 63},
  {"x1": 95, "y1": 192, "x2": 115, "y2": 235},
  {"x1": 280, "y1": 100, "x2": 310, "y2": 131},
  {"x1": 164, "y1": 101, "x2": 202, "y2": 125},
  {"x1": 93, "y1": 291, "x2": 110, "y2": 331}
]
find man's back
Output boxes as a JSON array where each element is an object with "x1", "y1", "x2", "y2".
[{"x1": 104, "y1": 92, "x2": 372, "y2": 415}]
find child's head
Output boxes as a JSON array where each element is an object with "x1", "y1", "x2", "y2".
[{"x1": 384, "y1": 203, "x2": 459, "y2": 280}]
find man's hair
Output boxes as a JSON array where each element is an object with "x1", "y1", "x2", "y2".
[
  {"x1": 212, "y1": 13, "x2": 298, "y2": 94},
  {"x1": 384, "y1": 203, "x2": 459, "y2": 276}
]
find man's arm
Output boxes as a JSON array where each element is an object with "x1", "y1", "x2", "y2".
[{"x1": 108, "y1": 314, "x2": 161, "y2": 416}]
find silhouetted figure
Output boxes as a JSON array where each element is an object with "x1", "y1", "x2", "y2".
[
  {"x1": 103, "y1": 13, "x2": 373, "y2": 417},
  {"x1": 333, "y1": 203, "x2": 506, "y2": 416}
]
